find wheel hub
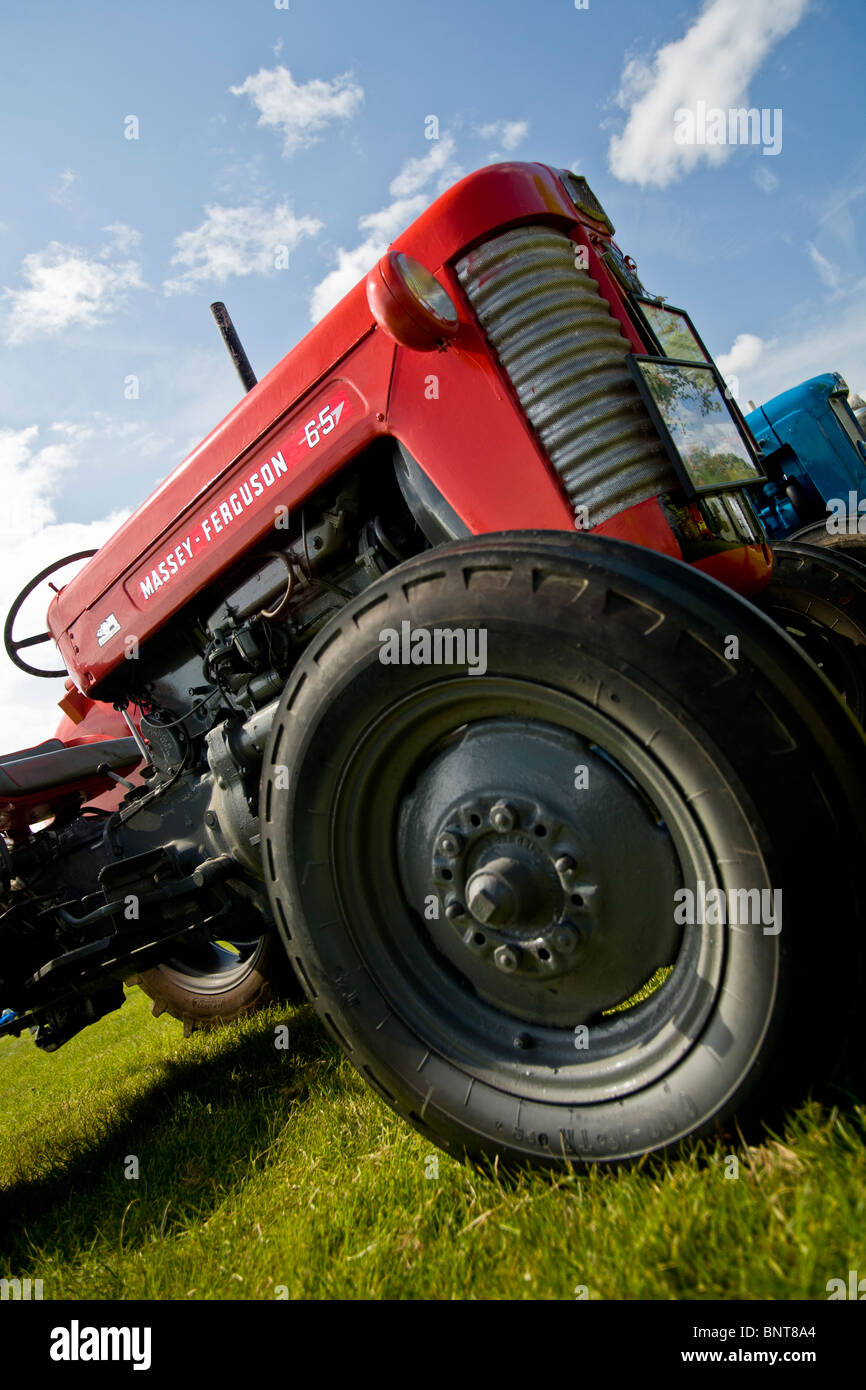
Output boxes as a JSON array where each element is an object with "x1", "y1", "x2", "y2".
[
  {"x1": 431, "y1": 794, "x2": 587, "y2": 979},
  {"x1": 466, "y1": 851, "x2": 551, "y2": 928},
  {"x1": 397, "y1": 718, "x2": 682, "y2": 1026}
]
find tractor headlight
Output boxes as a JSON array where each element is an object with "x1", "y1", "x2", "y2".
[
  {"x1": 394, "y1": 254, "x2": 459, "y2": 328},
  {"x1": 558, "y1": 171, "x2": 615, "y2": 235},
  {"x1": 367, "y1": 251, "x2": 459, "y2": 350}
]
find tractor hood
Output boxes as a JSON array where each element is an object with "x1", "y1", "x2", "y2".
[{"x1": 46, "y1": 162, "x2": 583, "y2": 692}]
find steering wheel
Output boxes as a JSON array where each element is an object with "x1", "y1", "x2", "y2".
[{"x1": 4, "y1": 550, "x2": 97, "y2": 678}]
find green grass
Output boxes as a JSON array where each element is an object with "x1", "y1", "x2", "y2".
[{"x1": 1, "y1": 986, "x2": 864, "y2": 1300}]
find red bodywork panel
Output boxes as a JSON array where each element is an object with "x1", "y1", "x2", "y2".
[
  {"x1": 46, "y1": 161, "x2": 771, "y2": 694},
  {"x1": 595, "y1": 496, "x2": 770, "y2": 596}
]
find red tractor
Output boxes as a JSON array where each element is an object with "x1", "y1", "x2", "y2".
[{"x1": 2, "y1": 162, "x2": 864, "y2": 1167}]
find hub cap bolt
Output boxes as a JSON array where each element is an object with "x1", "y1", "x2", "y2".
[
  {"x1": 445, "y1": 901, "x2": 466, "y2": 920},
  {"x1": 437, "y1": 831, "x2": 462, "y2": 858},
  {"x1": 467, "y1": 883, "x2": 501, "y2": 924},
  {"x1": 555, "y1": 856, "x2": 576, "y2": 876},
  {"x1": 490, "y1": 801, "x2": 516, "y2": 833},
  {"x1": 493, "y1": 944, "x2": 521, "y2": 973}
]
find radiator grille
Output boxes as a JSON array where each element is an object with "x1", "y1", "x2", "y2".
[{"x1": 455, "y1": 226, "x2": 677, "y2": 527}]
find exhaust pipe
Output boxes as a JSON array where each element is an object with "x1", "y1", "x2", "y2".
[{"x1": 210, "y1": 301, "x2": 258, "y2": 394}]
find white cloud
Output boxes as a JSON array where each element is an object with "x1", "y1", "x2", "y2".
[
  {"x1": 0, "y1": 425, "x2": 131, "y2": 750},
  {"x1": 0, "y1": 425, "x2": 78, "y2": 534},
  {"x1": 102, "y1": 223, "x2": 141, "y2": 251},
  {"x1": 163, "y1": 201, "x2": 323, "y2": 295},
  {"x1": 3, "y1": 228, "x2": 144, "y2": 344},
  {"x1": 806, "y1": 240, "x2": 841, "y2": 289},
  {"x1": 721, "y1": 280, "x2": 866, "y2": 407},
  {"x1": 753, "y1": 165, "x2": 779, "y2": 193},
  {"x1": 309, "y1": 196, "x2": 428, "y2": 324},
  {"x1": 476, "y1": 119, "x2": 529, "y2": 158},
  {"x1": 818, "y1": 184, "x2": 866, "y2": 251},
  {"x1": 716, "y1": 332, "x2": 767, "y2": 381},
  {"x1": 608, "y1": 0, "x2": 810, "y2": 188},
  {"x1": 49, "y1": 420, "x2": 96, "y2": 440},
  {"x1": 50, "y1": 412, "x2": 167, "y2": 459},
  {"x1": 389, "y1": 134, "x2": 459, "y2": 197},
  {"x1": 230, "y1": 65, "x2": 363, "y2": 157},
  {"x1": 50, "y1": 168, "x2": 79, "y2": 206},
  {"x1": 309, "y1": 135, "x2": 461, "y2": 324}
]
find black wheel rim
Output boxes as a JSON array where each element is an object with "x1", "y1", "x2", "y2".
[
  {"x1": 768, "y1": 606, "x2": 866, "y2": 721},
  {"x1": 326, "y1": 675, "x2": 756, "y2": 1105},
  {"x1": 156, "y1": 935, "x2": 266, "y2": 995}
]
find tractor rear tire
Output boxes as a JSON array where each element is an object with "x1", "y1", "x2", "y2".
[
  {"x1": 790, "y1": 517, "x2": 866, "y2": 562},
  {"x1": 260, "y1": 532, "x2": 866, "y2": 1169},
  {"x1": 132, "y1": 930, "x2": 301, "y2": 1036},
  {"x1": 752, "y1": 540, "x2": 866, "y2": 724}
]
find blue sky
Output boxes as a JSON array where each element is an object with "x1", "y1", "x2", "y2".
[{"x1": 0, "y1": 0, "x2": 864, "y2": 741}]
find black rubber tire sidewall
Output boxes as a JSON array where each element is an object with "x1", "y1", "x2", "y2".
[
  {"x1": 789, "y1": 519, "x2": 866, "y2": 561},
  {"x1": 262, "y1": 532, "x2": 866, "y2": 1166}
]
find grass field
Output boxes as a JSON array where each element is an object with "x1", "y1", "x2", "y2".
[{"x1": 1, "y1": 985, "x2": 864, "y2": 1301}]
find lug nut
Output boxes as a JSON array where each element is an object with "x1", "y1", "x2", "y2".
[
  {"x1": 445, "y1": 901, "x2": 466, "y2": 920},
  {"x1": 552, "y1": 924, "x2": 579, "y2": 953},
  {"x1": 437, "y1": 831, "x2": 462, "y2": 858},
  {"x1": 493, "y1": 944, "x2": 521, "y2": 973},
  {"x1": 490, "y1": 801, "x2": 516, "y2": 833},
  {"x1": 555, "y1": 855, "x2": 576, "y2": 876},
  {"x1": 468, "y1": 887, "x2": 500, "y2": 923}
]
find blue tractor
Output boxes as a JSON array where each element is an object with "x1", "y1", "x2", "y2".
[
  {"x1": 742, "y1": 372, "x2": 866, "y2": 719},
  {"x1": 745, "y1": 371, "x2": 866, "y2": 552}
]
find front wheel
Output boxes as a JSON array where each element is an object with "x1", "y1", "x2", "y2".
[{"x1": 261, "y1": 533, "x2": 866, "y2": 1167}]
